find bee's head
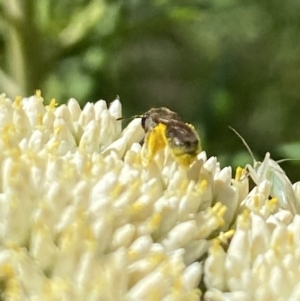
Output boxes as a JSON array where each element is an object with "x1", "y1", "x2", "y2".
[
  {"x1": 141, "y1": 108, "x2": 180, "y2": 132},
  {"x1": 118, "y1": 107, "x2": 181, "y2": 133},
  {"x1": 141, "y1": 112, "x2": 151, "y2": 131}
]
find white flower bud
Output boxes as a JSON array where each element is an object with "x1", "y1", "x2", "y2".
[
  {"x1": 94, "y1": 100, "x2": 107, "y2": 120},
  {"x1": 112, "y1": 223, "x2": 136, "y2": 249},
  {"x1": 182, "y1": 262, "x2": 202, "y2": 291},
  {"x1": 162, "y1": 220, "x2": 197, "y2": 251},
  {"x1": 79, "y1": 102, "x2": 95, "y2": 128}
]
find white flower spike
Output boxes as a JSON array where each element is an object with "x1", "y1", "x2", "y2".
[{"x1": 0, "y1": 93, "x2": 297, "y2": 301}]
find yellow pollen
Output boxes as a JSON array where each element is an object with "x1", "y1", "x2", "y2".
[
  {"x1": 42, "y1": 279, "x2": 52, "y2": 297},
  {"x1": 85, "y1": 239, "x2": 97, "y2": 252},
  {"x1": 10, "y1": 147, "x2": 21, "y2": 159},
  {"x1": 2, "y1": 124, "x2": 10, "y2": 133},
  {"x1": 253, "y1": 195, "x2": 260, "y2": 208},
  {"x1": 59, "y1": 230, "x2": 74, "y2": 251},
  {"x1": 9, "y1": 197, "x2": 18, "y2": 209},
  {"x1": 5, "y1": 242, "x2": 19, "y2": 251},
  {"x1": 131, "y1": 201, "x2": 143, "y2": 214},
  {"x1": 179, "y1": 179, "x2": 188, "y2": 191},
  {"x1": 211, "y1": 238, "x2": 221, "y2": 252},
  {"x1": 223, "y1": 229, "x2": 235, "y2": 239},
  {"x1": 268, "y1": 197, "x2": 278, "y2": 207},
  {"x1": 54, "y1": 126, "x2": 62, "y2": 135},
  {"x1": 52, "y1": 140, "x2": 60, "y2": 149},
  {"x1": 128, "y1": 249, "x2": 138, "y2": 260},
  {"x1": 64, "y1": 164, "x2": 75, "y2": 180},
  {"x1": 148, "y1": 290, "x2": 161, "y2": 301},
  {"x1": 84, "y1": 159, "x2": 92, "y2": 175},
  {"x1": 217, "y1": 229, "x2": 235, "y2": 245},
  {"x1": 10, "y1": 162, "x2": 20, "y2": 177},
  {"x1": 47, "y1": 98, "x2": 58, "y2": 110},
  {"x1": 33, "y1": 219, "x2": 46, "y2": 232},
  {"x1": 75, "y1": 207, "x2": 85, "y2": 220},
  {"x1": 84, "y1": 227, "x2": 97, "y2": 247},
  {"x1": 189, "y1": 289, "x2": 202, "y2": 301},
  {"x1": 241, "y1": 209, "x2": 249, "y2": 221},
  {"x1": 218, "y1": 218, "x2": 225, "y2": 227},
  {"x1": 36, "y1": 113, "x2": 43, "y2": 126},
  {"x1": 212, "y1": 202, "x2": 222, "y2": 213},
  {"x1": 149, "y1": 213, "x2": 161, "y2": 230},
  {"x1": 35, "y1": 89, "x2": 42, "y2": 98},
  {"x1": 174, "y1": 277, "x2": 182, "y2": 291},
  {"x1": 271, "y1": 245, "x2": 281, "y2": 258},
  {"x1": 217, "y1": 205, "x2": 227, "y2": 218},
  {"x1": 13, "y1": 96, "x2": 22, "y2": 108},
  {"x1": 0, "y1": 264, "x2": 14, "y2": 278},
  {"x1": 5, "y1": 278, "x2": 22, "y2": 297},
  {"x1": 235, "y1": 166, "x2": 245, "y2": 181},
  {"x1": 199, "y1": 179, "x2": 208, "y2": 191},
  {"x1": 130, "y1": 179, "x2": 141, "y2": 191},
  {"x1": 25, "y1": 149, "x2": 38, "y2": 162},
  {"x1": 288, "y1": 231, "x2": 294, "y2": 247},
  {"x1": 110, "y1": 183, "x2": 123, "y2": 198},
  {"x1": 149, "y1": 252, "x2": 165, "y2": 264}
]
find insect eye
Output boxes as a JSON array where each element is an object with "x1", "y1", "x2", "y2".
[{"x1": 141, "y1": 116, "x2": 146, "y2": 129}]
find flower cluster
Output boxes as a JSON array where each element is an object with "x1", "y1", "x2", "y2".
[{"x1": 0, "y1": 91, "x2": 298, "y2": 301}]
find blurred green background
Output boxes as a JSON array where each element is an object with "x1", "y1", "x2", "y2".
[{"x1": 1, "y1": 0, "x2": 300, "y2": 180}]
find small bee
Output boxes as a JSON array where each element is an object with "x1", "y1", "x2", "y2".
[{"x1": 120, "y1": 107, "x2": 201, "y2": 166}]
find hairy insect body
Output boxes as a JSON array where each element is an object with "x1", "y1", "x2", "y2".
[{"x1": 140, "y1": 108, "x2": 201, "y2": 166}]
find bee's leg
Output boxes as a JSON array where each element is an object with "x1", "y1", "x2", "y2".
[
  {"x1": 172, "y1": 151, "x2": 196, "y2": 167},
  {"x1": 169, "y1": 145, "x2": 200, "y2": 167},
  {"x1": 141, "y1": 124, "x2": 167, "y2": 166}
]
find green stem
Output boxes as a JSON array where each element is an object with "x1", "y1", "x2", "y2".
[{"x1": 2, "y1": 0, "x2": 47, "y2": 96}]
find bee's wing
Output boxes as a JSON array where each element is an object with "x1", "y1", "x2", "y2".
[
  {"x1": 164, "y1": 121, "x2": 201, "y2": 166},
  {"x1": 165, "y1": 122, "x2": 200, "y2": 151}
]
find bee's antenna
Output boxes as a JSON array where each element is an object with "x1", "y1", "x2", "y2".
[
  {"x1": 116, "y1": 115, "x2": 143, "y2": 121},
  {"x1": 229, "y1": 126, "x2": 256, "y2": 163}
]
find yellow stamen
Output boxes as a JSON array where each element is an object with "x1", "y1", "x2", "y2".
[
  {"x1": 241, "y1": 209, "x2": 249, "y2": 221},
  {"x1": 83, "y1": 159, "x2": 92, "y2": 175},
  {"x1": 36, "y1": 113, "x2": 43, "y2": 127},
  {"x1": 268, "y1": 197, "x2": 278, "y2": 207},
  {"x1": 35, "y1": 89, "x2": 42, "y2": 98},
  {"x1": 217, "y1": 205, "x2": 227, "y2": 218},
  {"x1": 131, "y1": 201, "x2": 143, "y2": 214},
  {"x1": 211, "y1": 238, "x2": 221, "y2": 252},
  {"x1": 217, "y1": 229, "x2": 235, "y2": 245},
  {"x1": 174, "y1": 277, "x2": 182, "y2": 292},
  {"x1": 128, "y1": 249, "x2": 138, "y2": 260},
  {"x1": 110, "y1": 183, "x2": 123, "y2": 198},
  {"x1": 47, "y1": 98, "x2": 58, "y2": 111},
  {"x1": 49, "y1": 140, "x2": 60, "y2": 152},
  {"x1": 0, "y1": 263, "x2": 14, "y2": 278},
  {"x1": 253, "y1": 195, "x2": 260, "y2": 208},
  {"x1": 199, "y1": 179, "x2": 208, "y2": 191},
  {"x1": 288, "y1": 231, "x2": 294, "y2": 248},
  {"x1": 235, "y1": 166, "x2": 245, "y2": 181},
  {"x1": 13, "y1": 96, "x2": 22, "y2": 108},
  {"x1": 212, "y1": 202, "x2": 222, "y2": 213},
  {"x1": 149, "y1": 213, "x2": 161, "y2": 230},
  {"x1": 54, "y1": 126, "x2": 62, "y2": 135}
]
